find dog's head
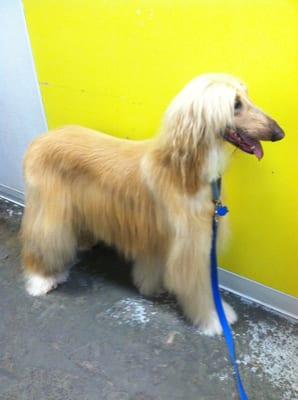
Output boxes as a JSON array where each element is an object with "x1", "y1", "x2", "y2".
[
  {"x1": 164, "y1": 74, "x2": 284, "y2": 159},
  {"x1": 222, "y1": 78, "x2": 285, "y2": 159}
]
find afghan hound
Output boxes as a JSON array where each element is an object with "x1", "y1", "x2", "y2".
[{"x1": 21, "y1": 73, "x2": 284, "y2": 335}]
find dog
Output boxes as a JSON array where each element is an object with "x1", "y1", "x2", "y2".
[{"x1": 21, "y1": 73, "x2": 284, "y2": 335}]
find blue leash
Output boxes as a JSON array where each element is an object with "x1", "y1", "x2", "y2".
[{"x1": 211, "y1": 178, "x2": 248, "y2": 400}]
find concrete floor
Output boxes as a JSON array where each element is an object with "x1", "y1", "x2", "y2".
[{"x1": 0, "y1": 198, "x2": 297, "y2": 400}]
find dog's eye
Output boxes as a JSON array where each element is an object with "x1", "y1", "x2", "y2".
[{"x1": 234, "y1": 99, "x2": 242, "y2": 111}]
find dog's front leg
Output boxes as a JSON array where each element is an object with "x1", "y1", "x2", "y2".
[{"x1": 164, "y1": 218, "x2": 237, "y2": 336}]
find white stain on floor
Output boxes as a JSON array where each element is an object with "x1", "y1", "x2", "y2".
[
  {"x1": 240, "y1": 320, "x2": 298, "y2": 399},
  {"x1": 3, "y1": 199, "x2": 23, "y2": 217},
  {"x1": 106, "y1": 298, "x2": 157, "y2": 326},
  {"x1": 105, "y1": 296, "x2": 297, "y2": 397}
]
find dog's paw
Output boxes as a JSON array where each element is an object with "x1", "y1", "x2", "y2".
[
  {"x1": 135, "y1": 279, "x2": 164, "y2": 297},
  {"x1": 138, "y1": 285, "x2": 165, "y2": 298},
  {"x1": 25, "y1": 272, "x2": 69, "y2": 296},
  {"x1": 200, "y1": 301, "x2": 237, "y2": 336},
  {"x1": 222, "y1": 300, "x2": 238, "y2": 325}
]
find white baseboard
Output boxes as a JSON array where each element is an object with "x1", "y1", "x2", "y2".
[
  {"x1": 0, "y1": 189, "x2": 297, "y2": 320},
  {"x1": 219, "y1": 268, "x2": 298, "y2": 320}
]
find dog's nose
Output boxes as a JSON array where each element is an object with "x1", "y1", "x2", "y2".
[{"x1": 271, "y1": 124, "x2": 285, "y2": 142}]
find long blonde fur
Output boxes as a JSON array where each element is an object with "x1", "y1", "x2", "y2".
[{"x1": 21, "y1": 73, "x2": 282, "y2": 335}]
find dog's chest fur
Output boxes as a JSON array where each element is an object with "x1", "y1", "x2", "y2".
[{"x1": 204, "y1": 146, "x2": 227, "y2": 182}]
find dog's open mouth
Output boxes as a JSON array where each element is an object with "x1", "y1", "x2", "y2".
[{"x1": 224, "y1": 129, "x2": 264, "y2": 160}]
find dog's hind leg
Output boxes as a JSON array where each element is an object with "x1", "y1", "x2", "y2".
[
  {"x1": 21, "y1": 185, "x2": 77, "y2": 296},
  {"x1": 164, "y1": 221, "x2": 237, "y2": 335},
  {"x1": 132, "y1": 257, "x2": 164, "y2": 297}
]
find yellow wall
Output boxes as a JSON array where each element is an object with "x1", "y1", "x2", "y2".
[{"x1": 23, "y1": 0, "x2": 298, "y2": 297}]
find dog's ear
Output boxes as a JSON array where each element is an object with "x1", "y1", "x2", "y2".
[
  {"x1": 163, "y1": 99, "x2": 207, "y2": 154},
  {"x1": 161, "y1": 79, "x2": 237, "y2": 153}
]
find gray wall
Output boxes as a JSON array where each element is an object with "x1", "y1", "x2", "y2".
[{"x1": 0, "y1": 0, "x2": 47, "y2": 203}]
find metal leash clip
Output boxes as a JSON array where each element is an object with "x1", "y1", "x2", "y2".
[{"x1": 214, "y1": 200, "x2": 229, "y2": 222}]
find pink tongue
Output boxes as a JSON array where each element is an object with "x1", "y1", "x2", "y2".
[{"x1": 253, "y1": 142, "x2": 264, "y2": 160}]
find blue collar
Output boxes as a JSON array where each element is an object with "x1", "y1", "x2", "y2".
[{"x1": 211, "y1": 177, "x2": 222, "y2": 203}]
